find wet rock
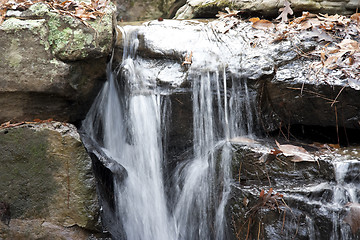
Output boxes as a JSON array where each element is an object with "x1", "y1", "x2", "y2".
[
  {"x1": 115, "y1": 19, "x2": 360, "y2": 133},
  {"x1": 259, "y1": 59, "x2": 360, "y2": 132},
  {"x1": 0, "y1": 3, "x2": 116, "y2": 123},
  {"x1": 228, "y1": 142, "x2": 360, "y2": 239},
  {"x1": 0, "y1": 122, "x2": 101, "y2": 239},
  {"x1": 80, "y1": 133, "x2": 128, "y2": 239},
  {"x1": 175, "y1": 0, "x2": 358, "y2": 19}
]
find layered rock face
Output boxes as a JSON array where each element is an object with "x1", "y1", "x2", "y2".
[
  {"x1": 0, "y1": 3, "x2": 117, "y2": 238},
  {"x1": 0, "y1": 2, "x2": 116, "y2": 123},
  {"x1": 0, "y1": 122, "x2": 101, "y2": 239},
  {"x1": 113, "y1": 19, "x2": 360, "y2": 239},
  {"x1": 175, "y1": 0, "x2": 359, "y2": 19},
  {"x1": 115, "y1": 19, "x2": 360, "y2": 134}
]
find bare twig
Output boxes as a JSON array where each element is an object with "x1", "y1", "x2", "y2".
[{"x1": 331, "y1": 84, "x2": 347, "y2": 107}]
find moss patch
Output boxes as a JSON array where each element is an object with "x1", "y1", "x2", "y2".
[
  {"x1": 0, "y1": 124, "x2": 100, "y2": 231},
  {"x1": 0, "y1": 127, "x2": 59, "y2": 219}
]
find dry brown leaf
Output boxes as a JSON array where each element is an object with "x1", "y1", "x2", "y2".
[
  {"x1": 252, "y1": 19, "x2": 275, "y2": 30},
  {"x1": 351, "y1": 13, "x2": 360, "y2": 24},
  {"x1": 319, "y1": 22, "x2": 335, "y2": 31},
  {"x1": 292, "y1": 12, "x2": 316, "y2": 24},
  {"x1": 299, "y1": 20, "x2": 312, "y2": 30},
  {"x1": 0, "y1": 8, "x2": 6, "y2": 24},
  {"x1": 276, "y1": 0, "x2": 293, "y2": 23},
  {"x1": 275, "y1": 140, "x2": 314, "y2": 162},
  {"x1": 323, "y1": 55, "x2": 339, "y2": 67},
  {"x1": 182, "y1": 51, "x2": 192, "y2": 66},
  {"x1": 337, "y1": 39, "x2": 360, "y2": 52},
  {"x1": 318, "y1": 13, "x2": 341, "y2": 22},
  {"x1": 344, "y1": 203, "x2": 360, "y2": 234},
  {"x1": 249, "y1": 17, "x2": 260, "y2": 23},
  {"x1": 328, "y1": 143, "x2": 340, "y2": 149}
]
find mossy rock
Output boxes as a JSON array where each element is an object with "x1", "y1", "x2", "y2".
[
  {"x1": 0, "y1": 122, "x2": 100, "y2": 236},
  {"x1": 0, "y1": 3, "x2": 114, "y2": 123}
]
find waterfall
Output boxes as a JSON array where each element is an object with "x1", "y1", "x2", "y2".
[
  {"x1": 83, "y1": 26, "x2": 175, "y2": 240},
  {"x1": 82, "y1": 23, "x2": 256, "y2": 240}
]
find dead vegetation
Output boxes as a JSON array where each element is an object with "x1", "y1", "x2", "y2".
[
  {"x1": 215, "y1": 0, "x2": 360, "y2": 83},
  {"x1": 0, "y1": 0, "x2": 110, "y2": 25},
  {"x1": 232, "y1": 188, "x2": 295, "y2": 240}
]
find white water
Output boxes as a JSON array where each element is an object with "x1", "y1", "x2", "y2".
[
  {"x1": 81, "y1": 20, "x2": 360, "y2": 240},
  {"x1": 83, "y1": 23, "x2": 256, "y2": 240}
]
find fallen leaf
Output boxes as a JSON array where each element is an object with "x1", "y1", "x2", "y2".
[
  {"x1": 344, "y1": 203, "x2": 360, "y2": 234},
  {"x1": 259, "y1": 189, "x2": 265, "y2": 198},
  {"x1": 276, "y1": 0, "x2": 293, "y2": 23},
  {"x1": 292, "y1": 11, "x2": 316, "y2": 24},
  {"x1": 275, "y1": 140, "x2": 315, "y2": 162},
  {"x1": 299, "y1": 20, "x2": 312, "y2": 30},
  {"x1": 249, "y1": 17, "x2": 260, "y2": 23},
  {"x1": 337, "y1": 39, "x2": 360, "y2": 53},
  {"x1": 252, "y1": 19, "x2": 275, "y2": 30},
  {"x1": 328, "y1": 143, "x2": 340, "y2": 149},
  {"x1": 182, "y1": 51, "x2": 192, "y2": 66},
  {"x1": 319, "y1": 22, "x2": 335, "y2": 31},
  {"x1": 351, "y1": 13, "x2": 360, "y2": 24},
  {"x1": 0, "y1": 8, "x2": 6, "y2": 24}
]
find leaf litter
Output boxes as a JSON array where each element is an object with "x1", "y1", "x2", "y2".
[
  {"x1": 213, "y1": 1, "x2": 360, "y2": 91},
  {"x1": 0, "y1": 0, "x2": 109, "y2": 24}
]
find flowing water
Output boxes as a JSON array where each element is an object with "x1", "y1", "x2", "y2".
[
  {"x1": 81, "y1": 21, "x2": 359, "y2": 240},
  {"x1": 82, "y1": 22, "x2": 257, "y2": 240}
]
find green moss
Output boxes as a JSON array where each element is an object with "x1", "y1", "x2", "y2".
[
  {"x1": 28, "y1": 3, "x2": 51, "y2": 16},
  {"x1": 8, "y1": 39, "x2": 22, "y2": 68},
  {"x1": 0, "y1": 128, "x2": 59, "y2": 219}
]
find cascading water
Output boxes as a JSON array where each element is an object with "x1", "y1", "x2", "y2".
[
  {"x1": 81, "y1": 19, "x2": 360, "y2": 240},
  {"x1": 83, "y1": 26, "x2": 174, "y2": 239},
  {"x1": 82, "y1": 21, "x2": 257, "y2": 240}
]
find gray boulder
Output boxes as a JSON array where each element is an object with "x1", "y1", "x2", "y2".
[
  {"x1": 0, "y1": 122, "x2": 101, "y2": 239},
  {"x1": 0, "y1": 2, "x2": 116, "y2": 123}
]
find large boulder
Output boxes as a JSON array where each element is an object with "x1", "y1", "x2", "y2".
[
  {"x1": 0, "y1": 122, "x2": 102, "y2": 239},
  {"x1": 0, "y1": 2, "x2": 116, "y2": 123},
  {"x1": 175, "y1": 0, "x2": 359, "y2": 19},
  {"x1": 115, "y1": 18, "x2": 360, "y2": 137}
]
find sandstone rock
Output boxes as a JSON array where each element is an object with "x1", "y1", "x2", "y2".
[
  {"x1": 115, "y1": 0, "x2": 183, "y2": 21},
  {"x1": 0, "y1": 3, "x2": 116, "y2": 123},
  {"x1": 0, "y1": 122, "x2": 101, "y2": 239},
  {"x1": 175, "y1": 0, "x2": 359, "y2": 19}
]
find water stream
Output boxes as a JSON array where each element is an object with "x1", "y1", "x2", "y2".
[
  {"x1": 82, "y1": 22, "x2": 256, "y2": 240},
  {"x1": 82, "y1": 21, "x2": 359, "y2": 240}
]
